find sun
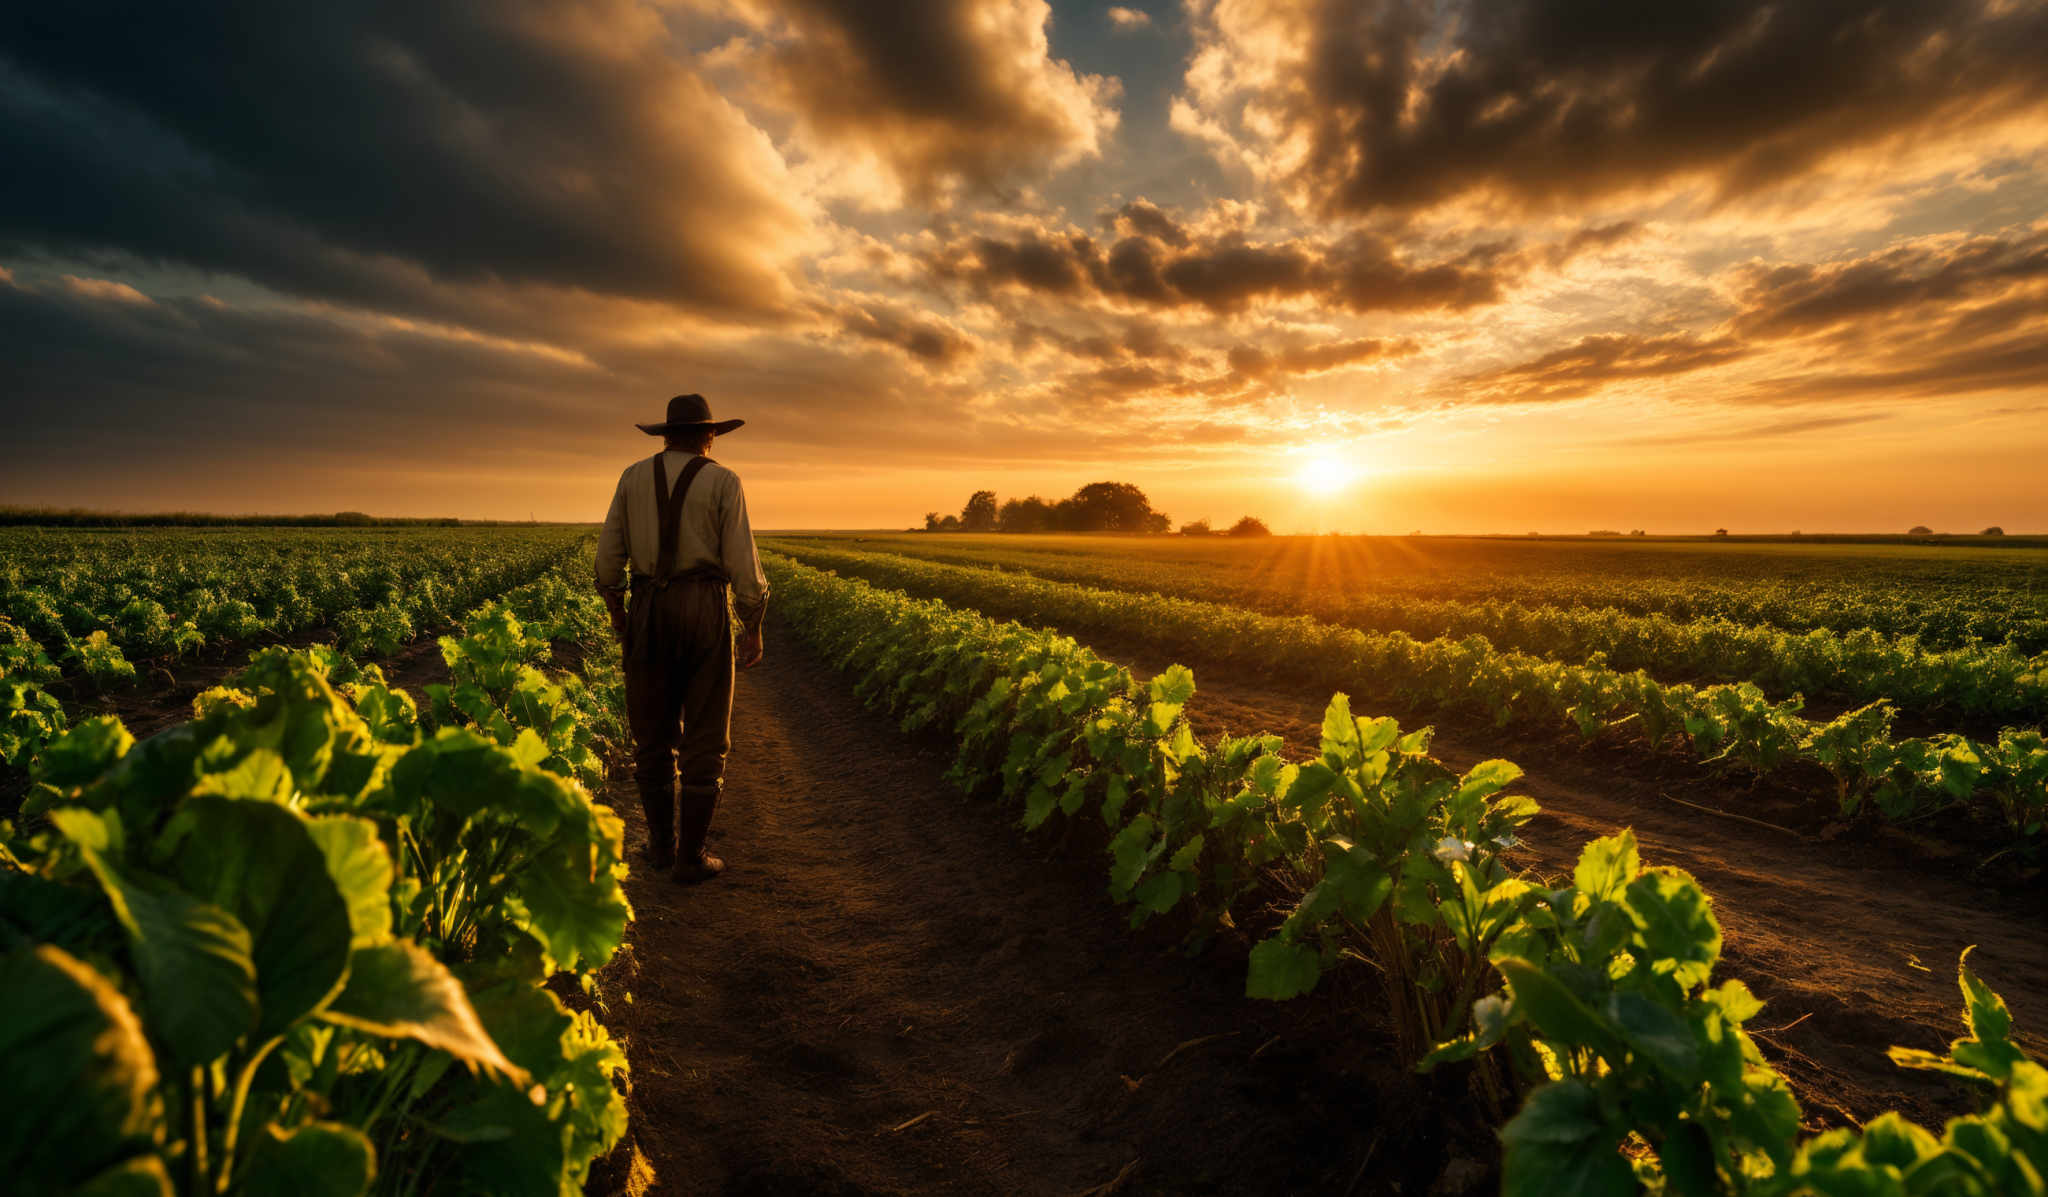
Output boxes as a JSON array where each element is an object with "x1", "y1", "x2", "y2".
[{"x1": 1294, "y1": 452, "x2": 1360, "y2": 496}]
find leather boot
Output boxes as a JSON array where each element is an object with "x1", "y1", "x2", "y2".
[
  {"x1": 671, "y1": 782, "x2": 724, "y2": 883},
  {"x1": 636, "y1": 775, "x2": 677, "y2": 871}
]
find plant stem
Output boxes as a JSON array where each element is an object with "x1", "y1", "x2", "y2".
[
  {"x1": 188, "y1": 1068, "x2": 209, "y2": 1197},
  {"x1": 216, "y1": 1036, "x2": 283, "y2": 1193}
]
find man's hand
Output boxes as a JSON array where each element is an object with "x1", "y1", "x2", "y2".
[
  {"x1": 737, "y1": 625, "x2": 764, "y2": 670},
  {"x1": 602, "y1": 592, "x2": 628, "y2": 641}
]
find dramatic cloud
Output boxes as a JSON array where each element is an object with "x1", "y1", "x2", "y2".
[
  {"x1": 834, "y1": 297, "x2": 976, "y2": 365},
  {"x1": 1226, "y1": 337, "x2": 1416, "y2": 379},
  {"x1": 1730, "y1": 230, "x2": 2048, "y2": 340},
  {"x1": 1461, "y1": 226, "x2": 2048, "y2": 403},
  {"x1": 0, "y1": 0, "x2": 2042, "y2": 530},
  {"x1": 1177, "y1": 0, "x2": 2048, "y2": 216},
  {"x1": 720, "y1": 0, "x2": 1120, "y2": 203},
  {"x1": 1462, "y1": 333, "x2": 1750, "y2": 404},
  {"x1": 0, "y1": 0, "x2": 812, "y2": 319},
  {"x1": 928, "y1": 205, "x2": 1574, "y2": 315}
]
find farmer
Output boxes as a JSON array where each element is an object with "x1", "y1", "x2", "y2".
[{"x1": 596, "y1": 393, "x2": 768, "y2": 883}]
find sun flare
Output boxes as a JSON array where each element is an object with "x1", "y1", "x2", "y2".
[{"x1": 1295, "y1": 453, "x2": 1360, "y2": 496}]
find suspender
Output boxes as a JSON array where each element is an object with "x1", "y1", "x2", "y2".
[{"x1": 650, "y1": 452, "x2": 716, "y2": 588}]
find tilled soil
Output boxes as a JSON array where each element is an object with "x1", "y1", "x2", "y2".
[{"x1": 594, "y1": 619, "x2": 1482, "y2": 1197}]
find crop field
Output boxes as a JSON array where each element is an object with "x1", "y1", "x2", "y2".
[
  {"x1": 4, "y1": 527, "x2": 634, "y2": 1195},
  {"x1": 7, "y1": 527, "x2": 2046, "y2": 1195}
]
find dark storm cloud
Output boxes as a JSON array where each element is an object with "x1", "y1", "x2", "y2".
[
  {"x1": 929, "y1": 209, "x2": 1564, "y2": 314},
  {"x1": 1036, "y1": 331, "x2": 1414, "y2": 409},
  {"x1": 740, "y1": 0, "x2": 1117, "y2": 200},
  {"x1": 1010, "y1": 317, "x2": 1189, "y2": 363},
  {"x1": 0, "y1": 0, "x2": 808, "y2": 319},
  {"x1": 1730, "y1": 229, "x2": 2048, "y2": 339},
  {"x1": 0, "y1": 273, "x2": 604, "y2": 465},
  {"x1": 1186, "y1": 0, "x2": 2048, "y2": 214},
  {"x1": 1462, "y1": 333, "x2": 1749, "y2": 403},
  {"x1": 835, "y1": 298, "x2": 975, "y2": 365},
  {"x1": 1110, "y1": 200, "x2": 1191, "y2": 248},
  {"x1": 1226, "y1": 337, "x2": 1415, "y2": 379},
  {"x1": 1461, "y1": 225, "x2": 2048, "y2": 403}
]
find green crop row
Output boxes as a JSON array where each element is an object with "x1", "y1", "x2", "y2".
[
  {"x1": 763, "y1": 553, "x2": 2047, "y2": 1195},
  {"x1": 769, "y1": 534, "x2": 2048, "y2": 653},
  {"x1": 770, "y1": 545, "x2": 2048, "y2": 845},
  {"x1": 0, "y1": 526, "x2": 590, "y2": 687},
  {"x1": 769, "y1": 537, "x2": 2048, "y2": 725},
  {"x1": 2, "y1": 566, "x2": 633, "y2": 1196}
]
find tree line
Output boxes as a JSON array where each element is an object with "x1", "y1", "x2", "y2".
[{"x1": 923, "y1": 483, "x2": 1270, "y2": 536}]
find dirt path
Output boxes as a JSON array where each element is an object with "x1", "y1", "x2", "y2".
[
  {"x1": 1122, "y1": 648, "x2": 2048, "y2": 1132},
  {"x1": 593, "y1": 619, "x2": 1466, "y2": 1197}
]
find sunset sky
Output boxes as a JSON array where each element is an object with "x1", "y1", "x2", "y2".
[{"x1": 3, "y1": 1, "x2": 2046, "y2": 532}]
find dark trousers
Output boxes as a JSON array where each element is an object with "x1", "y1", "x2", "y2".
[{"x1": 624, "y1": 577, "x2": 734, "y2": 861}]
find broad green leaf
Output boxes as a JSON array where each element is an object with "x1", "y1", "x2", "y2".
[
  {"x1": 1246, "y1": 936, "x2": 1321, "y2": 1000},
  {"x1": 321, "y1": 941, "x2": 525, "y2": 1084},
  {"x1": 192, "y1": 748, "x2": 294, "y2": 802},
  {"x1": 1147, "y1": 664, "x2": 1195, "y2": 706},
  {"x1": 33, "y1": 715, "x2": 134, "y2": 790},
  {"x1": 1959, "y1": 948, "x2": 2014, "y2": 1050},
  {"x1": 0, "y1": 868, "x2": 121, "y2": 959},
  {"x1": 1320, "y1": 694, "x2": 1359, "y2": 758},
  {"x1": 71, "y1": 1155, "x2": 173, "y2": 1197},
  {"x1": 159, "y1": 797, "x2": 355, "y2": 1035},
  {"x1": 510, "y1": 836, "x2": 632, "y2": 972},
  {"x1": 1624, "y1": 867, "x2": 1721, "y2": 988},
  {"x1": 1456, "y1": 759, "x2": 1522, "y2": 801},
  {"x1": 1607, "y1": 992, "x2": 1701, "y2": 1083},
  {"x1": 1496, "y1": 958, "x2": 1624, "y2": 1063},
  {"x1": 240, "y1": 1122, "x2": 376, "y2": 1197},
  {"x1": 435, "y1": 1084, "x2": 567, "y2": 1197},
  {"x1": 1858, "y1": 1112, "x2": 1941, "y2": 1171},
  {"x1": 1357, "y1": 716, "x2": 1402, "y2": 754},
  {"x1": 462, "y1": 974, "x2": 573, "y2": 1079},
  {"x1": 1, "y1": 946, "x2": 164, "y2": 1192},
  {"x1": 304, "y1": 815, "x2": 395, "y2": 949},
  {"x1": 1133, "y1": 870, "x2": 1184, "y2": 914},
  {"x1": 1703, "y1": 979, "x2": 1764, "y2": 1026},
  {"x1": 57, "y1": 810, "x2": 258, "y2": 1067},
  {"x1": 1572, "y1": 831, "x2": 1638, "y2": 904},
  {"x1": 1500, "y1": 1081, "x2": 1635, "y2": 1197}
]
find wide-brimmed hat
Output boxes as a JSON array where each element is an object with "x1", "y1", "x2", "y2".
[{"x1": 636, "y1": 393, "x2": 744, "y2": 436}]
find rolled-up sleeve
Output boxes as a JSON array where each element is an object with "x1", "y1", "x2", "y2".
[
  {"x1": 721, "y1": 473, "x2": 770, "y2": 627},
  {"x1": 595, "y1": 470, "x2": 631, "y2": 593}
]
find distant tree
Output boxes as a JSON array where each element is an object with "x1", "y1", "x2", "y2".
[
  {"x1": 1983, "y1": 526, "x2": 2005, "y2": 536},
  {"x1": 960, "y1": 490, "x2": 998, "y2": 532},
  {"x1": 1588, "y1": 530, "x2": 1621, "y2": 537},
  {"x1": 332, "y1": 511, "x2": 375, "y2": 526},
  {"x1": 997, "y1": 495, "x2": 1056, "y2": 533},
  {"x1": 1713, "y1": 528, "x2": 1729, "y2": 537},
  {"x1": 1057, "y1": 481, "x2": 1163, "y2": 532},
  {"x1": 937, "y1": 514, "x2": 961, "y2": 532},
  {"x1": 1229, "y1": 516, "x2": 1272, "y2": 537},
  {"x1": 924, "y1": 512, "x2": 942, "y2": 532},
  {"x1": 1629, "y1": 529, "x2": 1647, "y2": 537},
  {"x1": 1908, "y1": 525, "x2": 1933, "y2": 535},
  {"x1": 1178, "y1": 519, "x2": 1212, "y2": 536},
  {"x1": 1145, "y1": 511, "x2": 1171, "y2": 533}
]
